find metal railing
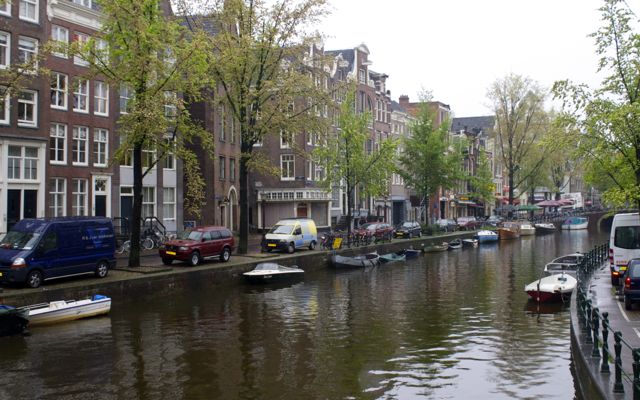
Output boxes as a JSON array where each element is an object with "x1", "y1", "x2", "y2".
[{"x1": 575, "y1": 242, "x2": 640, "y2": 398}]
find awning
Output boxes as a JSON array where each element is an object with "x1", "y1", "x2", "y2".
[{"x1": 457, "y1": 200, "x2": 476, "y2": 205}]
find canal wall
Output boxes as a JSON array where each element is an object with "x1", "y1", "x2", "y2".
[{"x1": 0, "y1": 232, "x2": 474, "y2": 307}]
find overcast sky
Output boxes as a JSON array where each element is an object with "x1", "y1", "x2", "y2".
[{"x1": 317, "y1": 0, "x2": 609, "y2": 117}]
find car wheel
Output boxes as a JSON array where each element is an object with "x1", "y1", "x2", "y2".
[
  {"x1": 220, "y1": 247, "x2": 231, "y2": 262},
  {"x1": 95, "y1": 261, "x2": 109, "y2": 278},
  {"x1": 162, "y1": 258, "x2": 173, "y2": 265},
  {"x1": 287, "y1": 243, "x2": 295, "y2": 254},
  {"x1": 26, "y1": 270, "x2": 43, "y2": 288},
  {"x1": 625, "y1": 295, "x2": 632, "y2": 310},
  {"x1": 309, "y1": 241, "x2": 316, "y2": 250},
  {"x1": 189, "y1": 251, "x2": 201, "y2": 266}
]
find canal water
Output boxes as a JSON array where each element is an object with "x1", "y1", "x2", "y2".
[{"x1": 0, "y1": 228, "x2": 609, "y2": 400}]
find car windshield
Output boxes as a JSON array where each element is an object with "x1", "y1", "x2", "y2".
[
  {"x1": 401, "y1": 223, "x2": 413, "y2": 228},
  {"x1": 269, "y1": 224, "x2": 294, "y2": 235},
  {"x1": 361, "y1": 224, "x2": 377, "y2": 231},
  {"x1": 0, "y1": 230, "x2": 40, "y2": 250},
  {"x1": 178, "y1": 230, "x2": 203, "y2": 241}
]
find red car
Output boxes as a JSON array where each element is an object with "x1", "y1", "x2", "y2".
[
  {"x1": 357, "y1": 222, "x2": 394, "y2": 240},
  {"x1": 159, "y1": 226, "x2": 234, "y2": 266}
]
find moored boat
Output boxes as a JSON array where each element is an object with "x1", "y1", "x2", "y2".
[
  {"x1": 561, "y1": 217, "x2": 588, "y2": 230},
  {"x1": 534, "y1": 223, "x2": 556, "y2": 234},
  {"x1": 525, "y1": 273, "x2": 577, "y2": 302},
  {"x1": 519, "y1": 222, "x2": 536, "y2": 236},
  {"x1": 498, "y1": 222, "x2": 520, "y2": 240},
  {"x1": 402, "y1": 248, "x2": 421, "y2": 259},
  {"x1": 423, "y1": 242, "x2": 449, "y2": 252},
  {"x1": 243, "y1": 263, "x2": 304, "y2": 283},
  {"x1": 0, "y1": 305, "x2": 29, "y2": 336},
  {"x1": 543, "y1": 253, "x2": 584, "y2": 276},
  {"x1": 22, "y1": 295, "x2": 111, "y2": 326},
  {"x1": 331, "y1": 252, "x2": 379, "y2": 268},
  {"x1": 462, "y1": 238, "x2": 479, "y2": 247},
  {"x1": 448, "y1": 239, "x2": 462, "y2": 250},
  {"x1": 379, "y1": 252, "x2": 406, "y2": 263},
  {"x1": 476, "y1": 230, "x2": 499, "y2": 243}
]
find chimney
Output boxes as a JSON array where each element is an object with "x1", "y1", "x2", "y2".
[{"x1": 399, "y1": 95, "x2": 409, "y2": 108}]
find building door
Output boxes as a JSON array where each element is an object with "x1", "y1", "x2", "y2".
[
  {"x1": 120, "y1": 197, "x2": 132, "y2": 223},
  {"x1": 93, "y1": 177, "x2": 109, "y2": 217},
  {"x1": 297, "y1": 203, "x2": 308, "y2": 218},
  {"x1": 393, "y1": 201, "x2": 404, "y2": 225},
  {"x1": 7, "y1": 189, "x2": 37, "y2": 231},
  {"x1": 7, "y1": 190, "x2": 20, "y2": 230},
  {"x1": 24, "y1": 190, "x2": 36, "y2": 218}
]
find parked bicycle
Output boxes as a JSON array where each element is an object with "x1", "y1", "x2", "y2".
[{"x1": 116, "y1": 236, "x2": 154, "y2": 254}]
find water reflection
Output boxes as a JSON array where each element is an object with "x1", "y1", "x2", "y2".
[{"x1": 0, "y1": 230, "x2": 608, "y2": 399}]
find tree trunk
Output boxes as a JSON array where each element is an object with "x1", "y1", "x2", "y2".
[
  {"x1": 508, "y1": 169, "x2": 515, "y2": 219},
  {"x1": 128, "y1": 143, "x2": 143, "y2": 267},
  {"x1": 346, "y1": 187, "x2": 353, "y2": 236},
  {"x1": 238, "y1": 153, "x2": 249, "y2": 254}
]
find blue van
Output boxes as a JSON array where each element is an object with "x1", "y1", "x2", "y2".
[{"x1": 0, "y1": 217, "x2": 116, "y2": 288}]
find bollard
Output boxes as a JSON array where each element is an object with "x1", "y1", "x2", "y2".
[
  {"x1": 592, "y1": 308, "x2": 601, "y2": 358},
  {"x1": 585, "y1": 300, "x2": 593, "y2": 342},
  {"x1": 634, "y1": 349, "x2": 640, "y2": 400},
  {"x1": 602, "y1": 312, "x2": 610, "y2": 373},
  {"x1": 614, "y1": 332, "x2": 625, "y2": 393}
]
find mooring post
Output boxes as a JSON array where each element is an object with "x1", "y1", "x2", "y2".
[
  {"x1": 585, "y1": 300, "x2": 593, "y2": 342},
  {"x1": 614, "y1": 332, "x2": 625, "y2": 393},
  {"x1": 634, "y1": 349, "x2": 640, "y2": 400},
  {"x1": 592, "y1": 308, "x2": 600, "y2": 358},
  {"x1": 601, "y1": 312, "x2": 610, "y2": 373}
]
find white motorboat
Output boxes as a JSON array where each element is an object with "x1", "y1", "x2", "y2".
[
  {"x1": 525, "y1": 273, "x2": 577, "y2": 302},
  {"x1": 243, "y1": 262, "x2": 304, "y2": 283},
  {"x1": 543, "y1": 253, "x2": 584, "y2": 276},
  {"x1": 561, "y1": 217, "x2": 588, "y2": 230},
  {"x1": 22, "y1": 294, "x2": 111, "y2": 326},
  {"x1": 476, "y1": 230, "x2": 499, "y2": 243},
  {"x1": 519, "y1": 222, "x2": 536, "y2": 236},
  {"x1": 462, "y1": 238, "x2": 479, "y2": 247}
]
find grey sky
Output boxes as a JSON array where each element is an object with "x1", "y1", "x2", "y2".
[{"x1": 318, "y1": 0, "x2": 607, "y2": 117}]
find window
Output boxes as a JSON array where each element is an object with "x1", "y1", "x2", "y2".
[
  {"x1": 0, "y1": 32, "x2": 10, "y2": 68},
  {"x1": 18, "y1": 36, "x2": 37, "y2": 71},
  {"x1": 0, "y1": 1, "x2": 10, "y2": 15},
  {"x1": 229, "y1": 158, "x2": 235, "y2": 182},
  {"x1": 142, "y1": 187, "x2": 155, "y2": 218},
  {"x1": 19, "y1": 0, "x2": 37, "y2": 23},
  {"x1": 72, "y1": 0, "x2": 91, "y2": 7},
  {"x1": 8, "y1": 145, "x2": 38, "y2": 180},
  {"x1": 51, "y1": 25, "x2": 68, "y2": 58},
  {"x1": 219, "y1": 156, "x2": 225, "y2": 180},
  {"x1": 72, "y1": 126, "x2": 88, "y2": 165},
  {"x1": 73, "y1": 32, "x2": 89, "y2": 66},
  {"x1": 50, "y1": 72, "x2": 68, "y2": 109},
  {"x1": 73, "y1": 78, "x2": 89, "y2": 113},
  {"x1": 315, "y1": 165, "x2": 324, "y2": 181},
  {"x1": 163, "y1": 187, "x2": 175, "y2": 220},
  {"x1": 280, "y1": 130, "x2": 292, "y2": 149},
  {"x1": 0, "y1": 89, "x2": 9, "y2": 124},
  {"x1": 280, "y1": 154, "x2": 294, "y2": 180},
  {"x1": 94, "y1": 81, "x2": 108, "y2": 115},
  {"x1": 164, "y1": 91, "x2": 176, "y2": 119},
  {"x1": 230, "y1": 117, "x2": 236, "y2": 144},
  {"x1": 358, "y1": 69, "x2": 366, "y2": 84},
  {"x1": 218, "y1": 104, "x2": 226, "y2": 141},
  {"x1": 72, "y1": 178, "x2": 87, "y2": 216},
  {"x1": 163, "y1": 138, "x2": 175, "y2": 169},
  {"x1": 95, "y1": 38, "x2": 108, "y2": 62},
  {"x1": 119, "y1": 84, "x2": 132, "y2": 114},
  {"x1": 18, "y1": 90, "x2": 37, "y2": 127},
  {"x1": 50, "y1": 123, "x2": 67, "y2": 164},
  {"x1": 93, "y1": 128, "x2": 108, "y2": 166},
  {"x1": 49, "y1": 178, "x2": 66, "y2": 217}
]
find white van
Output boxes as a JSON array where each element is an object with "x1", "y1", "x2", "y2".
[
  {"x1": 263, "y1": 218, "x2": 318, "y2": 253},
  {"x1": 609, "y1": 213, "x2": 640, "y2": 285}
]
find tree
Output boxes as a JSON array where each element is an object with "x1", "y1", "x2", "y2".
[
  {"x1": 468, "y1": 149, "x2": 495, "y2": 208},
  {"x1": 397, "y1": 103, "x2": 463, "y2": 224},
  {"x1": 180, "y1": 0, "x2": 332, "y2": 254},
  {"x1": 487, "y1": 73, "x2": 550, "y2": 206},
  {"x1": 553, "y1": 0, "x2": 640, "y2": 210},
  {"x1": 313, "y1": 89, "x2": 398, "y2": 234},
  {"x1": 81, "y1": 0, "x2": 213, "y2": 267}
]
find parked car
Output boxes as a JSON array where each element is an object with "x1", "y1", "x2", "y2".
[
  {"x1": 457, "y1": 216, "x2": 482, "y2": 230},
  {"x1": 357, "y1": 223, "x2": 394, "y2": 240},
  {"x1": 437, "y1": 219, "x2": 457, "y2": 232},
  {"x1": 159, "y1": 226, "x2": 234, "y2": 266},
  {"x1": 622, "y1": 258, "x2": 640, "y2": 309},
  {"x1": 485, "y1": 215, "x2": 503, "y2": 227},
  {"x1": 394, "y1": 221, "x2": 422, "y2": 238}
]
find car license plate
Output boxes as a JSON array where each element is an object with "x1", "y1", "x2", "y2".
[
  {"x1": 621, "y1": 265, "x2": 627, "y2": 272},
  {"x1": 268, "y1": 243, "x2": 277, "y2": 247},
  {"x1": 166, "y1": 251, "x2": 176, "y2": 256},
  {"x1": 0, "y1": 272, "x2": 2, "y2": 277},
  {"x1": 397, "y1": 233, "x2": 403, "y2": 236}
]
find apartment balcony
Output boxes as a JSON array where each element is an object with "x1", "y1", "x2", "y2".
[{"x1": 257, "y1": 188, "x2": 331, "y2": 202}]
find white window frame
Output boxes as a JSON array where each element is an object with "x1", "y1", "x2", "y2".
[
  {"x1": 162, "y1": 187, "x2": 176, "y2": 221},
  {"x1": 164, "y1": 91, "x2": 176, "y2": 119},
  {"x1": 50, "y1": 72, "x2": 68, "y2": 110},
  {"x1": 0, "y1": 89, "x2": 9, "y2": 125},
  {"x1": 141, "y1": 186, "x2": 155, "y2": 219},
  {"x1": 73, "y1": 78, "x2": 89, "y2": 113},
  {"x1": 93, "y1": 128, "x2": 108, "y2": 167},
  {"x1": 51, "y1": 25, "x2": 68, "y2": 58},
  {"x1": 50, "y1": 123, "x2": 67, "y2": 165},
  {"x1": 49, "y1": 178, "x2": 66, "y2": 217},
  {"x1": 73, "y1": 32, "x2": 89, "y2": 66},
  {"x1": 0, "y1": 1, "x2": 10, "y2": 16},
  {"x1": 17, "y1": 90, "x2": 37, "y2": 127},
  {"x1": 18, "y1": 36, "x2": 38, "y2": 72},
  {"x1": 72, "y1": 178, "x2": 88, "y2": 216},
  {"x1": 94, "y1": 81, "x2": 108, "y2": 116},
  {"x1": 163, "y1": 138, "x2": 175, "y2": 170},
  {"x1": 19, "y1": 0, "x2": 37, "y2": 23},
  {"x1": 72, "y1": 0, "x2": 91, "y2": 7},
  {"x1": 8, "y1": 145, "x2": 38, "y2": 180},
  {"x1": 119, "y1": 84, "x2": 131, "y2": 114},
  {"x1": 72, "y1": 125, "x2": 88, "y2": 166},
  {"x1": 280, "y1": 154, "x2": 294, "y2": 181},
  {"x1": 0, "y1": 31, "x2": 10, "y2": 68},
  {"x1": 280, "y1": 130, "x2": 291, "y2": 149}
]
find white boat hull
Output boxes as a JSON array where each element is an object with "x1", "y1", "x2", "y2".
[
  {"x1": 561, "y1": 222, "x2": 588, "y2": 230},
  {"x1": 525, "y1": 274, "x2": 577, "y2": 302},
  {"x1": 25, "y1": 297, "x2": 111, "y2": 326}
]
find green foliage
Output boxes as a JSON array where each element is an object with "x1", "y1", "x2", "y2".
[{"x1": 468, "y1": 149, "x2": 495, "y2": 204}]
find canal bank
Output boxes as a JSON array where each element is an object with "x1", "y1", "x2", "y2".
[{"x1": 0, "y1": 232, "x2": 474, "y2": 307}]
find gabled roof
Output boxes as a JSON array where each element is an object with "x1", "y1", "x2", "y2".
[{"x1": 451, "y1": 116, "x2": 495, "y2": 135}]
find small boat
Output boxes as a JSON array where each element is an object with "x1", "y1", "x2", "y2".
[
  {"x1": 448, "y1": 239, "x2": 462, "y2": 250},
  {"x1": 476, "y1": 230, "x2": 499, "y2": 243},
  {"x1": 243, "y1": 262, "x2": 304, "y2": 283},
  {"x1": 519, "y1": 222, "x2": 536, "y2": 236},
  {"x1": 543, "y1": 253, "x2": 584, "y2": 276},
  {"x1": 561, "y1": 217, "x2": 588, "y2": 230},
  {"x1": 402, "y1": 248, "x2": 421, "y2": 259},
  {"x1": 423, "y1": 242, "x2": 449, "y2": 252},
  {"x1": 534, "y1": 223, "x2": 556, "y2": 234},
  {"x1": 525, "y1": 273, "x2": 577, "y2": 302},
  {"x1": 331, "y1": 252, "x2": 379, "y2": 268},
  {"x1": 498, "y1": 222, "x2": 520, "y2": 240},
  {"x1": 379, "y1": 252, "x2": 406, "y2": 263},
  {"x1": 21, "y1": 295, "x2": 111, "y2": 326},
  {"x1": 462, "y1": 238, "x2": 479, "y2": 247},
  {"x1": 0, "y1": 305, "x2": 29, "y2": 336}
]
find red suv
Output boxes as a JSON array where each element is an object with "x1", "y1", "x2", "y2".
[{"x1": 159, "y1": 226, "x2": 234, "y2": 266}]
